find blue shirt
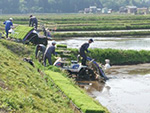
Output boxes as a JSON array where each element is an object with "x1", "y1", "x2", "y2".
[{"x1": 3, "y1": 20, "x2": 13, "y2": 30}]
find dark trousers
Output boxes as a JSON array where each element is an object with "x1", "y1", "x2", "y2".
[
  {"x1": 80, "y1": 51, "x2": 87, "y2": 65},
  {"x1": 43, "y1": 55, "x2": 52, "y2": 66},
  {"x1": 32, "y1": 22, "x2": 38, "y2": 30},
  {"x1": 5, "y1": 29, "x2": 9, "y2": 38}
]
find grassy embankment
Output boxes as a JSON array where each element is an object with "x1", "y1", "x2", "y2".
[
  {"x1": 0, "y1": 39, "x2": 74, "y2": 113},
  {"x1": 9, "y1": 25, "x2": 109, "y2": 113},
  {"x1": 53, "y1": 30, "x2": 150, "y2": 38}
]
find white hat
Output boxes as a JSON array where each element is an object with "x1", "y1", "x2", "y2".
[
  {"x1": 52, "y1": 40, "x2": 56, "y2": 44},
  {"x1": 9, "y1": 18, "x2": 13, "y2": 21}
]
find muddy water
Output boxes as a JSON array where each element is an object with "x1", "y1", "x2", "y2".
[
  {"x1": 78, "y1": 64, "x2": 150, "y2": 113},
  {"x1": 56, "y1": 36, "x2": 150, "y2": 50}
]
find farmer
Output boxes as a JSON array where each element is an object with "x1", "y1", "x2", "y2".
[
  {"x1": 29, "y1": 15, "x2": 38, "y2": 30},
  {"x1": 79, "y1": 39, "x2": 94, "y2": 66},
  {"x1": 35, "y1": 44, "x2": 46, "y2": 61},
  {"x1": 43, "y1": 41, "x2": 56, "y2": 66},
  {"x1": 3, "y1": 18, "x2": 13, "y2": 38}
]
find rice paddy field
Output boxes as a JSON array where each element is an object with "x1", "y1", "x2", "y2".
[
  {"x1": 1, "y1": 14, "x2": 150, "y2": 32},
  {"x1": 1, "y1": 14, "x2": 150, "y2": 113}
]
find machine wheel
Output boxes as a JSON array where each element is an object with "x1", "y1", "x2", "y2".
[
  {"x1": 86, "y1": 60, "x2": 102, "y2": 80},
  {"x1": 77, "y1": 67, "x2": 96, "y2": 81}
]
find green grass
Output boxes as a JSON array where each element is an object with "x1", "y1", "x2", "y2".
[
  {"x1": 0, "y1": 39, "x2": 109, "y2": 113},
  {"x1": 56, "y1": 44, "x2": 67, "y2": 48},
  {"x1": 68, "y1": 48, "x2": 150, "y2": 65},
  {"x1": 45, "y1": 71, "x2": 108, "y2": 113},
  {"x1": 53, "y1": 31, "x2": 150, "y2": 38},
  {"x1": 0, "y1": 39, "x2": 73, "y2": 113}
]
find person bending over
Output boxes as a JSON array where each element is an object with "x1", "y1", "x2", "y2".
[
  {"x1": 29, "y1": 15, "x2": 38, "y2": 30},
  {"x1": 35, "y1": 44, "x2": 46, "y2": 61},
  {"x1": 43, "y1": 41, "x2": 56, "y2": 66}
]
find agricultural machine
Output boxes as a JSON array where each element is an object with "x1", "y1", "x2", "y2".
[
  {"x1": 23, "y1": 25, "x2": 52, "y2": 46},
  {"x1": 8, "y1": 25, "x2": 53, "y2": 46},
  {"x1": 53, "y1": 45, "x2": 108, "y2": 81}
]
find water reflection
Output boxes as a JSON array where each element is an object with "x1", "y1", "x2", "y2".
[
  {"x1": 77, "y1": 81, "x2": 105, "y2": 93},
  {"x1": 56, "y1": 36, "x2": 150, "y2": 50},
  {"x1": 77, "y1": 64, "x2": 150, "y2": 113},
  {"x1": 95, "y1": 76, "x2": 150, "y2": 113}
]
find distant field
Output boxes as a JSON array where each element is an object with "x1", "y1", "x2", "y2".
[{"x1": 1, "y1": 14, "x2": 150, "y2": 32}]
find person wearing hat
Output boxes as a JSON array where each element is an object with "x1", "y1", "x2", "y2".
[
  {"x1": 79, "y1": 39, "x2": 94, "y2": 66},
  {"x1": 43, "y1": 41, "x2": 56, "y2": 66},
  {"x1": 3, "y1": 18, "x2": 13, "y2": 38},
  {"x1": 29, "y1": 15, "x2": 38, "y2": 30}
]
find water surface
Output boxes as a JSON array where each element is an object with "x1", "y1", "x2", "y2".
[
  {"x1": 56, "y1": 36, "x2": 150, "y2": 50},
  {"x1": 78, "y1": 64, "x2": 150, "y2": 113}
]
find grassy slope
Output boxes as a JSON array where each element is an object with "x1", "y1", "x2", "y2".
[
  {"x1": 0, "y1": 39, "x2": 73, "y2": 113},
  {"x1": 45, "y1": 71, "x2": 109, "y2": 113}
]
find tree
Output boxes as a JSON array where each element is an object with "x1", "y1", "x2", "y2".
[{"x1": 0, "y1": 0, "x2": 150, "y2": 14}]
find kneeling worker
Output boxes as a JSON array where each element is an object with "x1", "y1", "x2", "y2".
[
  {"x1": 43, "y1": 41, "x2": 56, "y2": 66},
  {"x1": 79, "y1": 39, "x2": 94, "y2": 66}
]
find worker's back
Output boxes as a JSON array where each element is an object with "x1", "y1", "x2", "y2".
[
  {"x1": 80, "y1": 42, "x2": 89, "y2": 52},
  {"x1": 45, "y1": 45, "x2": 55, "y2": 56},
  {"x1": 4, "y1": 20, "x2": 13, "y2": 30},
  {"x1": 31, "y1": 16, "x2": 37, "y2": 23}
]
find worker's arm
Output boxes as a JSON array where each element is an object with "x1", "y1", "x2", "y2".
[
  {"x1": 10, "y1": 22, "x2": 13, "y2": 27},
  {"x1": 11, "y1": 22, "x2": 13, "y2": 26},
  {"x1": 3, "y1": 21, "x2": 6, "y2": 25},
  {"x1": 52, "y1": 47, "x2": 56, "y2": 55},
  {"x1": 86, "y1": 48, "x2": 89, "y2": 53}
]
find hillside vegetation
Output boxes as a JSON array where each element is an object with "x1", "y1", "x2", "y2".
[
  {"x1": 0, "y1": 39, "x2": 73, "y2": 113},
  {"x1": 0, "y1": 0, "x2": 150, "y2": 13}
]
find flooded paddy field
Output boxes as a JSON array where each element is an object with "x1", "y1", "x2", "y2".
[
  {"x1": 78, "y1": 64, "x2": 150, "y2": 113},
  {"x1": 56, "y1": 35, "x2": 150, "y2": 50},
  {"x1": 55, "y1": 35, "x2": 150, "y2": 113}
]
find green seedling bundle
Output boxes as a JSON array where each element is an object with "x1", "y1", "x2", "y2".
[
  {"x1": 45, "y1": 71, "x2": 108, "y2": 113},
  {"x1": 10, "y1": 25, "x2": 33, "y2": 40}
]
